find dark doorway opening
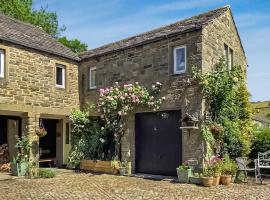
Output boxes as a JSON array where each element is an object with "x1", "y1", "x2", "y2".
[
  {"x1": 39, "y1": 119, "x2": 58, "y2": 164},
  {"x1": 135, "y1": 110, "x2": 182, "y2": 176},
  {"x1": 0, "y1": 115, "x2": 21, "y2": 167}
]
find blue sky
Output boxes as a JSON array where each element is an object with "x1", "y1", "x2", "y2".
[{"x1": 35, "y1": 0, "x2": 270, "y2": 102}]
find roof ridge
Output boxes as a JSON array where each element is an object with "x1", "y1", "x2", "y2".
[{"x1": 80, "y1": 5, "x2": 229, "y2": 58}]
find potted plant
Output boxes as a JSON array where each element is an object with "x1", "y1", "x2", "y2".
[
  {"x1": 119, "y1": 160, "x2": 127, "y2": 176},
  {"x1": 201, "y1": 168, "x2": 214, "y2": 187},
  {"x1": 189, "y1": 173, "x2": 202, "y2": 185},
  {"x1": 36, "y1": 127, "x2": 47, "y2": 137},
  {"x1": 176, "y1": 161, "x2": 192, "y2": 183},
  {"x1": 220, "y1": 155, "x2": 237, "y2": 186},
  {"x1": 11, "y1": 136, "x2": 30, "y2": 176},
  {"x1": 212, "y1": 156, "x2": 222, "y2": 186}
]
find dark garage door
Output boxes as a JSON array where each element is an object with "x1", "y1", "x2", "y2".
[{"x1": 135, "y1": 110, "x2": 182, "y2": 176}]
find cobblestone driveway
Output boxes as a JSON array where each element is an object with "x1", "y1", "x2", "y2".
[{"x1": 0, "y1": 170, "x2": 269, "y2": 200}]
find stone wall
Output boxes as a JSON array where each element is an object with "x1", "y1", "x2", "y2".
[
  {"x1": 0, "y1": 42, "x2": 79, "y2": 114},
  {"x1": 202, "y1": 9, "x2": 247, "y2": 72},
  {"x1": 0, "y1": 41, "x2": 79, "y2": 169},
  {"x1": 79, "y1": 30, "x2": 205, "y2": 172}
]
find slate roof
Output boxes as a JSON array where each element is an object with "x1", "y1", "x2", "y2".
[
  {"x1": 80, "y1": 6, "x2": 230, "y2": 60},
  {"x1": 0, "y1": 12, "x2": 79, "y2": 61}
]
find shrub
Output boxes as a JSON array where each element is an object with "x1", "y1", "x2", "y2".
[
  {"x1": 250, "y1": 128, "x2": 270, "y2": 159},
  {"x1": 220, "y1": 155, "x2": 237, "y2": 176},
  {"x1": 39, "y1": 168, "x2": 56, "y2": 178}
]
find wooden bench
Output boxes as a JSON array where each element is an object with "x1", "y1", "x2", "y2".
[
  {"x1": 255, "y1": 150, "x2": 270, "y2": 183},
  {"x1": 39, "y1": 158, "x2": 55, "y2": 168}
]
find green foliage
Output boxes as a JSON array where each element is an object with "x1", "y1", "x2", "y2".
[
  {"x1": 0, "y1": 0, "x2": 63, "y2": 37},
  {"x1": 202, "y1": 125, "x2": 215, "y2": 148},
  {"x1": 58, "y1": 37, "x2": 88, "y2": 53},
  {"x1": 220, "y1": 154, "x2": 238, "y2": 176},
  {"x1": 203, "y1": 168, "x2": 214, "y2": 177},
  {"x1": 192, "y1": 59, "x2": 253, "y2": 158},
  {"x1": 0, "y1": 0, "x2": 87, "y2": 51},
  {"x1": 250, "y1": 127, "x2": 270, "y2": 159},
  {"x1": 68, "y1": 108, "x2": 115, "y2": 168},
  {"x1": 14, "y1": 135, "x2": 30, "y2": 163},
  {"x1": 38, "y1": 168, "x2": 56, "y2": 178}
]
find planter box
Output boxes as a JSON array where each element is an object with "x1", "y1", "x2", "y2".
[
  {"x1": 176, "y1": 168, "x2": 192, "y2": 183},
  {"x1": 11, "y1": 162, "x2": 28, "y2": 176},
  {"x1": 189, "y1": 176, "x2": 202, "y2": 185},
  {"x1": 80, "y1": 160, "x2": 119, "y2": 174}
]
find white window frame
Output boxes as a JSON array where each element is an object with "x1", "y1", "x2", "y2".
[
  {"x1": 55, "y1": 64, "x2": 66, "y2": 88},
  {"x1": 224, "y1": 44, "x2": 233, "y2": 70},
  {"x1": 173, "y1": 45, "x2": 186, "y2": 74},
  {"x1": 0, "y1": 49, "x2": 5, "y2": 78},
  {"x1": 89, "y1": 67, "x2": 96, "y2": 89}
]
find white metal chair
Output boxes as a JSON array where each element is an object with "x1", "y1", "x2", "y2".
[{"x1": 235, "y1": 157, "x2": 256, "y2": 182}]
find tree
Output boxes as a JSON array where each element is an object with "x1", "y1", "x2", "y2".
[
  {"x1": 0, "y1": 0, "x2": 87, "y2": 53},
  {"x1": 58, "y1": 37, "x2": 87, "y2": 54}
]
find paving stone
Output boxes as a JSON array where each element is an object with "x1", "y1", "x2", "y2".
[{"x1": 0, "y1": 170, "x2": 269, "y2": 200}]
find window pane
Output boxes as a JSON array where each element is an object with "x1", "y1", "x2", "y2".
[
  {"x1": 90, "y1": 68, "x2": 96, "y2": 88},
  {"x1": 229, "y1": 48, "x2": 233, "y2": 70},
  {"x1": 0, "y1": 49, "x2": 4, "y2": 77},
  {"x1": 65, "y1": 123, "x2": 70, "y2": 144},
  {"x1": 174, "y1": 47, "x2": 185, "y2": 73},
  {"x1": 56, "y1": 67, "x2": 63, "y2": 85}
]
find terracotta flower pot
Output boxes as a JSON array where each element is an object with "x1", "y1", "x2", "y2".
[
  {"x1": 212, "y1": 175, "x2": 220, "y2": 186},
  {"x1": 220, "y1": 175, "x2": 232, "y2": 186},
  {"x1": 202, "y1": 177, "x2": 214, "y2": 187}
]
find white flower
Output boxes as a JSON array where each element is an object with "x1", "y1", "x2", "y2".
[
  {"x1": 152, "y1": 85, "x2": 156, "y2": 89},
  {"x1": 135, "y1": 82, "x2": 139, "y2": 85},
  {"x1": 99, "y1": 138, "x2": 105, "y2": 143},
  {"x1": 162, "y1": 96, "x2": 166, "y2": 100},
  {"x1": 101, "y1": 127, "x2": 104, "y2": 130},
  {"x1": 233, "y1": 77, "x2": 238, "y2": 82}
]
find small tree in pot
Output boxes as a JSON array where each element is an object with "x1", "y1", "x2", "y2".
[
  {"x1": 12, "y1": 136, "x2": 30, "y2": 176},
  {"x1": 220, "y1": 155, "x2": 237, "y2": 185},
  {"x1": 202, "y1": 168, "x2": 214, "y2": 187}
]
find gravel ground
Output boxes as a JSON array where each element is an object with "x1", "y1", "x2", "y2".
[{"x1": 0, "y1": 170, "x2": 269, "y2": 200}]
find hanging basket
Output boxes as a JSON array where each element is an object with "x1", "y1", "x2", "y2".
[{"x1": 36, "y1": 119, "x2": 47, "y2": 137}]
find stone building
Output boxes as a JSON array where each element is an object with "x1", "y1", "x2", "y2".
[
  {"x1": 0, "y1": 13, "x2": 79, "y2": 167},
  {"x1": 79, "y1": 6, "x2": 246, "y2": 175},
  {"x1": 0, "y1": 5, "x2": 247, "y2": 176}
]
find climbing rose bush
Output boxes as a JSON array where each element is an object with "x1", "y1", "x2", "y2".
[
  {"x1": 98, "y1": 82, "x2": 165, "y2": 116},
  {"x1": 97, "y1": 82, "x2": 165, "y2": 158}
]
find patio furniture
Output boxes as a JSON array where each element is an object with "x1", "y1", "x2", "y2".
[
  {"x1": 39, "y1": 158, "x2": 55, "y2": 168},
  {"x1": 255, "y1": 150, "x2": 270, "y2": 184},
  {"x1": 235, "y1": 157, "x2": 256, "y2": 182}
]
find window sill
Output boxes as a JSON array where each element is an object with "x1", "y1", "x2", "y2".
[
  {"x1": 55, "y1": 85, "x2": 66, "y2": 90},
  {"x1": 169, "y1": 72, "x2": 188, "y2": 77}
]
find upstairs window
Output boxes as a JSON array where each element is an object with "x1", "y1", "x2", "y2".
[
  {"x1": 224, "y1": 44, "x2": 233, "y2": 70},
  {"x1": 173, "y1": 46, "x2": 186, "y2": 74},
  {"x1": 0, "y1": 49, "x2": 5, "y2": 78},
  {"x1": 56, "y1": 64, "x2": 66, "y2": 88},
  {"x1": 89, "y1": 67, "x2": 96, "y2": 89}
]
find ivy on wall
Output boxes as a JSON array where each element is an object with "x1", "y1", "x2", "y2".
[{"x1": 193, "y1": 59, "x2": 253, "y2": 158}]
